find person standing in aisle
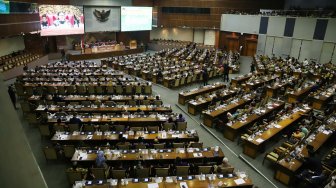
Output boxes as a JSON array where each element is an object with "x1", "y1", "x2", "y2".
[
  {"x1": 8, "y1": 85, "x2": 17, "y2": 109},
  {"x1": 223, "y1": 62, "x2": 229, "y2": 82}
]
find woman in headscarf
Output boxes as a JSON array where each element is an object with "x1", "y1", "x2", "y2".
[{"x1": 95, "y1": 150, "x2": 107, "y2": 169}]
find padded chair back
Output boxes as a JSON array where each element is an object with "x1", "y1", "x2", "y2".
[
  {"x1": 115, "y1": 85, "x2": 123, "y2": 94},
  {"x1": 43, "y1": 147, "x2": 57, "y2": 161},
  {"x1": 130, "y1": 127, "x2": 143, "y2": 132},
  {"x1": 106, "y1": 86, "x2": 114, "y2": 94},
  {"x1": 176, "y1": 122, "x2": 187, "y2": 131},
  {"x1": 176, "y1": 166, "x2": 189, "y2": 176},
  {"x1": 135, "y1": 168, "x2": 150, "y2": 178},
  {"x1": 84, "y1": 124, "x2": 95, "y2": 132},
  {"x1": 66, "y1": 169, "x2": 83, "y2": 185},
  {"x1": 69, "y1": 124, "x2": 80, "y2": 132},
  {"x1": 100, "y1": 124, "x2": 110, "y2": 132},
  {"x1": 147, "y1": 126, "x2": 159, "y2": 132},
  {"x1": 219, "y1": 167, "x2": 234, "y2": 175},
  {"x1": 155, "y1": 168, "x2": 169, "y2": 177},
  {"x1": 64, "y1": 145, "x2": 75, "y2": 158},
  {"x1": 163, "y1": 123, "x2": 174, "y2": 131},
  {"x1": 118, "y1": 144, "x2": 130, "y2": 150},
  {"x1": 135, "y1": 85, "x2": 142, "y2": 94},
  {"x1": 38, "y1": 124, "x2": 51, "y2": 137},
  {"x1": 114, "y1": 124, "x2": 125, "y2": 132},
  {"x1": 190, "y1": 142, "x2": 203, "y2": 148},
  {"x1": 144, "y1": 85, "x2": 151, "y2": 94},
  {"x1": 153, "y1": 144, "x2": 165, "y2": 149},
  {"x1": 135, "y1": 144, "x2": 147, "y2": 149},
  {"x1": 125, "y1": 85, "x2": 133, "y2": 94},
  {"x1": 198, "y1": 166, "x2": 213, "y2": 174},
  {"x1": 111, "y1": 169, "x2": 126, "y2": 179},
  {"x1": 173, "y1": 143, "x2": 185, "y2": 148},
  {"x1": 91, "y1": 168, "x2": 107, "y2": 179}
]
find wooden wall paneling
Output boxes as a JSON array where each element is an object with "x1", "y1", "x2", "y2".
[
  {"x1": 132, "y1": 0, "x2": 153, "y2": 6},
  {"x1": 116, "y1": 31, "x2": 150, "y2": 46}
]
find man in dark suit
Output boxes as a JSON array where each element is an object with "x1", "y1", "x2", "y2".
[
  {"x1": 223, "y1": 63, "x2": 229, "y2": 82},
  {"x1": 69, "y1": 113, "x2": 82, "y2": 125},
  {"x1": 8, "y1": 85, "x2": 17, "y2": 109}
]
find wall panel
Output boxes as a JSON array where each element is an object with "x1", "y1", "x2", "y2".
[
  {"x1": 290, "y1": 39, "x2": 301, "y2": 59},
  {"x1": 319, "y1": 42, "x2": 334, "y2": 64},
  {"x1": 204, "y1": 30, "x2": 216, "y2": 45},
  {"x1": 0, "y1": 36, "x2": 25, "y2": 56},
  {"x1": 256, "y1": 34, "x2": 266, "y2": 55},
  {"x1": 324, "y1": 18, "x2": 336, "y2": 43},
  {"x1": 299, "y1": 40, "x2": 312, "y2": 61},
  {"x1": 220, "y1": 14, "x2": 261, "y2": 34},
  {"x1": 267, "y1": 16, "x2": 286, "y2": 37},
  {"x1": 265, "y1": 36, "x2": 274, "y2": 56},
  {"x1": 193, "y1": 29, "x2": 204, "y2": 44},
  {"x1": 293, "y1": 17, "x2": 316, "y2": 40}
]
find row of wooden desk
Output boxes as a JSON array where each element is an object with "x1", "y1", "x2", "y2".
[
  {"x1": 48, "y1": 115, "x2": 168, "y2": 127},
  {"x1": 223, "y1": 101, "x2": 285, "y2": 141},
  {"x1": 76, "y1": 174, "x2": 253, "y2": 188},
  {"x1": 202, "y1": 95, "x2": 255, "y2": 127},
  {"x1": 29, "y1": 95, "x2": 158, "y2": 103},
  {"x1": 274, "y1": 117, "x2": 336, "y2": 185},
  {"x1": 51, "y1": 130, "x2": 199, "y2": 144},
  {"x1": 37, "y1": 105, "x2": 172, "y2": 114},
  {"x1": 242, "y1": 107, "x2": 311, "y2": 158},
  {"x1": 178, "y1": 83, "x2": 226, "y2": 105},
  {"x1": 72, "y1": 147, "x2": 224, "y2": 163}
]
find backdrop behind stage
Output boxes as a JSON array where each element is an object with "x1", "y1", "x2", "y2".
[{"x1": 84, "y1": 6, "x2": 120, "y2": 32}]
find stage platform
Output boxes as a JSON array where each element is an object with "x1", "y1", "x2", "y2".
[{"x1": 68, "y1": 47, "x2": 145, "y2": 61}]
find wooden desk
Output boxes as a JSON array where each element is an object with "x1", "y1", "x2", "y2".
[
  {"x1": 223, "y1": 102, "x2": 284, "y2": 141},
  {"x1": 68, "y1": 48, "x2": 144, "y2": 61},
  {"x1": 275, "y1": 121, "x2": 336, "y2": 185},
  {"x1": 231, "y1": 74, "x2": 252, "y2": 87},
  {"x1": 36, "y1": 105, "x2": 172, "y2": 114},
  {"x1": 48, "y1": 115, "x2": 168, "y2": 127},
  {"x1": 202, "y1": 95, "x2": 254, "y2": 127},
  {"x1": 71, "y1": 147, "x2": 224, "y2": 164},
  {"x1": 28, "y1": 95, "x2": 157, "y2": 103},
  {"x1": 242, "y1": 107, "x2": 311, "y2": 158},
  {"x1": 287, "y1": 84, "x2": 315, "y2": 103},
  {"x1": 310, "y1": 84, "x2": 336, "y2": 110},
  {"x1": 51, "y1": 130, "x2": 199, "y2": 144},
  {"x1": 78, "y1": 174, "x2": 253, "y2": 188},
  {"x1": 266, "y1": 83, "x2": 288, "y2": 97},
  {"x1": 187, "y1": 89, "x2": 237, "y2": 115},
  {"x1": 178, "y1": 83, "x2": 226, "y2": 105},
  {"x1": 244, "y1": 76, "x2": 277, "y2": 91}
]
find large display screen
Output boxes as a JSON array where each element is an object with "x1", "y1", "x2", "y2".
[
  {"x1": 84, "y1": 6, "x2": 120, "y2": 32},
  {"x1": 0, "y1": 1, "x2": 9, "y2": 14},
  {"x1": 39, "y1": 5, "x2": 84, "y2": 36},
  {"x1": 121, "y1": 6, "x2": 152, "y2": 31}
]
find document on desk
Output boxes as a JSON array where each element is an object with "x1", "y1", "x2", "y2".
[
  {"x1": 147, "y1": 183, "x2": 159, "y2": 188},
  {"x1": 180, "y1": 182, "x2": 188, "y2": 188},
  {"x1": 234, "y1": 178, "x2": 246, "y2": 185},
  {"x1": 193, "y1": 153, "x2": 203, "y2": 157},
  {"x1": 255, "y1": 138, "x2": 264, "y2": 143}
]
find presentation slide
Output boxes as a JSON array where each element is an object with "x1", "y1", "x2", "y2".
[
  {"x1": 0, "y1": 1, "x2": 9, "y2": 14},
  {"x1": 84, "y1": 6, "x2": 120, "y2": 32},
  {"x1": 121, "y1": 6, "x2": 152, "y2": 31},
  {"x1": 39, "y1": 5, "x2": 84, "y2": 36}
]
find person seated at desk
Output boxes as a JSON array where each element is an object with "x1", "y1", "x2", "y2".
[
  {"x1": 95, "y1": 150, "x2": 108, "y2": 169},
  {"x1": 86, "y1": 168, "x2": 95, "y2": 180},
  {"x1": 134, "y1": 108, "x2": 145, "y2": 116},
  {"x1": 52, "y1": 94, "x2": 63, "y2": 103},
  {"x1": 69, "y1": 113, "x2": 82, "y2": 125},
  {"x1": 55, "y1": 109, "x2": 68, "y2": 118},
  {"x1": 116, "y1": 137, "x2": 131, "y2": 148},
  {"x1": 292, "y1": 128, "x2": 305, "y2": 140},
  {"x1": 214, "y1": 157, "x2": 232, "y2": 173},
  {"x1": 176, "y1": 113, "x2": 186, "y2": 122}
]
